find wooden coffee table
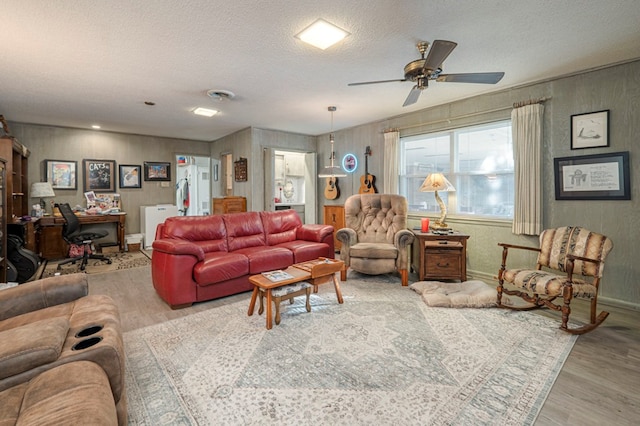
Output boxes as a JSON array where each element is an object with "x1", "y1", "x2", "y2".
[{"x1": 248, "y1": 257, "x2": 344, "y2": 330}]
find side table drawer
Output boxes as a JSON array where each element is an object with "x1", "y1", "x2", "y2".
[{"x1": 424, "y1": 248, "x2": 462, "y2": 279}]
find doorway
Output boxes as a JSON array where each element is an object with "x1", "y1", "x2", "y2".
[
  {"x1": 175, "y1": 155, "x2": 211, "y2": 216},
  {"x1": 263, "y1": 148, "x2": 316, "y2": 223}
]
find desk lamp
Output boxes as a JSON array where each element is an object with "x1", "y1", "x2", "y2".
[
  {"x1": 419, "y1": 173, "x2": 455, "y2": 229},
  {"x1": 30, "y1": 182, "x2": 56, "y2": 214}
]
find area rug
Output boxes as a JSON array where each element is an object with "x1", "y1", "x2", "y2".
[
  {"x1": 39, "y1": 250, "x2": 151, "y2": 278},
  {"x1": 124, "y1": 274, "x2": 577, "y2": 425}
]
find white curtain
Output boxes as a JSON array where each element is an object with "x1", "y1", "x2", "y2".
[
  {"x1": 383, "y1": 130, "x2": 399, "y2": 194},
  {"x1": 511, "y1": 104, "x2": 544, "y2": 235}
]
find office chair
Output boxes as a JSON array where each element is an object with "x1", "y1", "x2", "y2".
[{"x1": 57, "y1": 203, "x2": 112, "y2": 271}]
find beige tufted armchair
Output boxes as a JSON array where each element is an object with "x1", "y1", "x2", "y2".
[{"x1": 336, "y1": 194, "x2": 415, "y2": 286}]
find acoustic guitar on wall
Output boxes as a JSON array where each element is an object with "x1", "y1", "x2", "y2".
[
  {"x1": 359, "y1": 146, "x2": 377, "y2": 194},
  {"x1": 324, "y1": 176, "x2": 340, "y2": 200},
  {"x1": 324, "y1": 152, "x2": 340, "y2": 200}
]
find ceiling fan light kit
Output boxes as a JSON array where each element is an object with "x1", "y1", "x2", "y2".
[{"x1": 349, "y1": 39, "x2": 505, "y2": 107}]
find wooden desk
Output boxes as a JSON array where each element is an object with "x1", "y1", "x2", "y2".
[
  {"x1": 412, "y1": 231, "x2": 470, "y2": 281},
  {"x1": 35, "y1": 213, "x2": 126, "y2": 260}
]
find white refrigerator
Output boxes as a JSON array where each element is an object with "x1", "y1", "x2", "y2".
[{"x1": 140, "y1": 205, "x2": 179, "y2": 249}]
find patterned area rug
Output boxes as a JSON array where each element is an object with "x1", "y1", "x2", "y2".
[
  {"x1": 125, "y1": 274, "x2": 577, "y2": 425},
  {"x1": 40, "y1": 250, "x2": 151, "y2": 278}
]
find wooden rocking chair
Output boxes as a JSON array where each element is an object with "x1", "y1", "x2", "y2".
[{"x1": 497, "y1": 226, "x2": 613, "y2": 334}]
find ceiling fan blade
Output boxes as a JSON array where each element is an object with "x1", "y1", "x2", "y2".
[
  {"x1": 348, "y1": 78, "x2": 407, "y2": 86},
  {"x1": 437, "y1": 72, "x2": 505, "y2": 84},
  {"x1": 423, "y1": 40, "x2": 457, "y2": 70},
  {"x1": 403, "y1": 86, "x2": 422, "y2": 107}
]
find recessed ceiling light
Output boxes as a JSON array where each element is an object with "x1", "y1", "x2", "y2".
[
  {"x1": 295, "y1": 18, "x2": 350, "y2": 50},
  {"x1": 91, "y1": 125, "x2": 101, "y2": 129},
  {"x1": 193, "y1": 107, "x2": 218, "y2": 117}
]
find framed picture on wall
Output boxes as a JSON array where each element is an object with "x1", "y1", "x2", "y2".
[
  {"x1": 554, "y1": 151, "x2": 630, "y2": 200},
  {"x1": 119, "y1": 164, "x2": 142, "y2": 188},
  {"x1": 82, "y1": 159, "x2": 116, "y2": 192},
  {"x1": 45, "y1": 159, "x2": 77, "y2": 190},
  {"x1": 144, "y1": 161, "x2": 171, "y2": 181},
  {"x1": 571, "y1": 109, "x2": 609, "y2": 149}
]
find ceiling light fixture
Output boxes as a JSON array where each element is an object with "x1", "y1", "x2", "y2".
[
  {"x1": 193, "y1": 107, "x2": 218, "y2": 117},
  {"x1": 295, "y1": 18, "x2": 350, "y2": 50},
  {"x1": 91, "y1": 124, "x2": 101, "y2": 129},
  {"x1": 318, "y1": 106, "x2": 347, "y2": 178}
]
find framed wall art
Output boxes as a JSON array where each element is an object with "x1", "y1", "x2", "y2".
[
  {"x1": 571, "y1": 109, "x2": 609, "y2": 149},
  {"x1": 83, "y1": 159, "x2": 116, "y2": 192},
  {"x1": 234, "y1": 158, "x2": 247, "y2": 182},
  {"x1": 119, "y1": 164, "x2": 142, "y2": 188},
  {"x1": 554, "y1": 151, "x2": 630, "y2": 200},
  {"x1": 45, "y1": 159, "x2": 77, "y2": 190},
  {"x1": 144, "y1": 161, "x2": 171, "y2": 181}
]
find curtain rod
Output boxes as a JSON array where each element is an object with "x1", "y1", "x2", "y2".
[
  {"x1": 385, "y1": 105, "x2": 512, "y2": 132},
  {"x1": 384, "y1": 96, "x2": 551, "y2": 133},
  {"x1": 513, "y1": 96, "x2": 550, "y2": 108}
]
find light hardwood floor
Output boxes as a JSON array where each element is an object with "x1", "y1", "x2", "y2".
[{"x1": 88, "y1": 266, "x2": 640, "y2": 425}]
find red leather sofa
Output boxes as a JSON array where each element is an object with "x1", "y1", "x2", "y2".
[{"x1": 151, "y1": 210, "x2": 335, "y2": 308}]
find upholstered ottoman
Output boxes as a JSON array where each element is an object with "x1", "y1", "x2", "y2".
[
  {"x1": 258, "y1": 281, "x2": 312, "y2": 325},
  {"x1": 0, "y1": 360, "x2": 118, "y2": 425}
]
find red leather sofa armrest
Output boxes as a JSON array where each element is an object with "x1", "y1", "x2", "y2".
[
  {"x1": 296, "y1": 224, "x2": 334, "y2": 243},
  {"x1": 152, "y1": 239, "x2": 205, "y2": 261}
]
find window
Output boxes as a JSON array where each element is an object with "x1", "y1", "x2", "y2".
[{"x1": 400, "y1": 120, "x2": 514, "y2": 219}]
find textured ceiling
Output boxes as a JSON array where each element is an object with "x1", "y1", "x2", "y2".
[{"x1": 1, "y1": 0, "x2": 640, "y2": 142}]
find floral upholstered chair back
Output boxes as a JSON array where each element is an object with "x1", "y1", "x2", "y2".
[
  {"x1": 344, "y1": 194, "x2": 408, "y2": 245},
  {"x1": 537, "y1": 226, "x2": 613, "y2": 278}
]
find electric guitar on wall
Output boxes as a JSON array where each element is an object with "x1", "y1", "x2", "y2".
[
  {"x1": 359, "y1": 146, "x2": 377, "y2": 194},
  {"x1": 324, "y1": 152, "x2": 340, "y2": 200}
]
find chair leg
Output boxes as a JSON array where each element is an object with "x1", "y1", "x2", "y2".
[
  {"x1": 340, "y1": 268, "x2": 347, "y2": 281},
  {"x1": 560, "y1": 286, "x2": 609, "y2": 335},
  {"x1": 560, "y1": 285, "x2": 573, "y2": 332},
  {"x1": 399, "y1": 269, "x2": 408, "y2": 286}
]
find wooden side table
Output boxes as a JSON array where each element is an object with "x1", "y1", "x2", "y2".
[
  {"x1": 412, "y1": 231, "x2": 470, "y2": 281},
  {"x1": 323, "y1": 205, "x2": 345, "y2": 250}
]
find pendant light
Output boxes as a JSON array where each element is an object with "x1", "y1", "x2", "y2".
[{"x1": 318, "y1": 106, "x2": 347, "y2": 178}]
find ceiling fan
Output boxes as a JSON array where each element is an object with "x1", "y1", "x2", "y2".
[{"x1": 348, "y1": 40, "x2": 505, "y2": 107}]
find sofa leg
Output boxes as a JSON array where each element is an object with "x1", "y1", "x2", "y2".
[
  {"x1": 400, "y1": 269, "x2": 408, "y2": 286},
  {"x1": 170, "y1": 302, "x2": 193, "y2": 310}
]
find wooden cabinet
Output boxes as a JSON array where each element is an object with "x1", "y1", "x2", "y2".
[
  {"x1": 36, "y1": 223, "x2": 67, "y2": 260},
  {"x1": 0, "y1": 159, "x2": 6, "y2": 282},
  {"x1": 0, "y1": 136, "x2": 30, "y2": 282},
  {"x1": 285, "y1": 154, "x2": 305, "y2": 176},
  {"x1": 413, "y1": 231, "x2": 469, "y2": 281},
  {"x1": 213, "y1": 196, "x2": 247, "y2": 214},
  {"x1": 323, "y1": 205, "x2": 345, "y2": 251},
  {"x1": 0, "y1": 137, "x2": 30, "y2": 223}
]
